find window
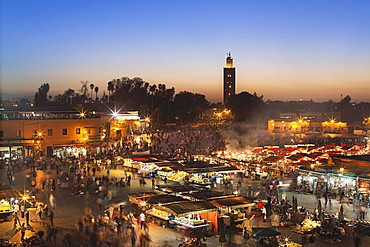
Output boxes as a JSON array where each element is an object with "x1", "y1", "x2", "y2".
[
  {"x1": 229, "y1": 85, "x2": 232, "y2": 88},
  {"x1": 62, "y1": 128, "x2": 67, "y2": 135},
  {"x1": 48, "y1": 129, "x2": 53, "y2": 136},
  {"x1": 76, "y1": 128, "x2": 81, "y2": 134},
  {"x1": 0, "y1": 130, "x2": 3, "y2": 137},
  {"x1": 16, "y1": 130, "x2": 21, "y2": 137}
]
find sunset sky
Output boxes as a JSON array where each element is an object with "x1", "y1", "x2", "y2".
[{"x1": 2, "y1": 0, "x2": 370, "y2": 103}]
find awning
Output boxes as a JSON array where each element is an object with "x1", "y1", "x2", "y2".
[
  {"x1": 155, "y1": 201, "x2": 217, "y2": 217},
  {"x1": 145, "y1": 195, "x2": 189, "y2": 205},
  {"x1": 210, "y1": 196, "x2": 255, "y2": 209}
]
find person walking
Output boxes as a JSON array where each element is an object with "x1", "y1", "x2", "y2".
[
  {"x1": 25, "y1": 210, "x2": 30, "y2": 226},
  {"x1": 49, "y1": 194, "x2": 56, "y2": 209},
  {"x1": 36, "y1": 204, "x2": 43, "y2": 220},
  {"x1": 48, "y1": 210, "x2": 54, "y2": 226},
  {"x1": 85, "y1": 191, "x2": 90, "y2": 205},
  {"x1": 151, "y1": 177, "x2": 155, "y2": 188},
  {"x1": 97, "y1": 197, "x2": 103, "y2": 211},
  {"x1": 103, "y1": 196, "x2": 109, "y2": 209},
  {"x1": 20, "y1": 223, "x2": 26, "y2": 241},
  {"x1": 13, "y1": 212, "x2": 21, "y2": 228},
  {"x1": 43, "y1": 203, "x2": 49, "y2": 217}
]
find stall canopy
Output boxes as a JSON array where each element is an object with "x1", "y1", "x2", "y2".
[
  {"x1": 210, "y1": 196, "x2": 255, "y2": 209},
  {"x1": 145, "y1": 195, "x2": 190, "y2": 205},
  {"x1": 0, "y1": 183, "x2": 22, "y2": 199},
  {"x1": 155, "y1": 185, "x2": 200, "y2": 194},
  {"x1": 332, "y1": 156, "x2": 370, "y2": 174},
  {"x1": 155, "y1": 201, "x2": 217, "y2": 217},
  {"x1": 187, "y1": 191, "x2": 233, "y2": 201}
]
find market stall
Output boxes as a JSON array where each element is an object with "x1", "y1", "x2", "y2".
[
  {"x1": 209, "y1": 196, "x2": 256, "y2": 223},
  {"x1": 154, "y1": 201, "x2": 218, "y2": 234},
  {"x1": 142, "y1": 195, "x2": 190, "y2": 227},
  {"x1": 0, "y1": 183, "x2": 36, "y2": 221}
]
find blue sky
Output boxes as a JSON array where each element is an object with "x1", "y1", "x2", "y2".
[{"x1": 2, "y1": 0, "x2": 370, "y2": 103}]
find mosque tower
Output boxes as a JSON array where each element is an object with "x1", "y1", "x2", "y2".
[{"x1": 223, "y1": 52, "x2": 236, "y2": 106}]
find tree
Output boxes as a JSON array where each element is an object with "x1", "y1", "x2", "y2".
[
  {"x1": 80, "y1": 81, "x2": 88, "y2": 97},
  {"x1": 227, "y1": 91, "x2": 265, "y2": 122},
  {"x1": 34, "y1": 83, "x2": 50, "y2": 107},
  {"x1": 94, "y1": 86, "x2": 99, "y2": 101},
  {"x1": 173, "y1": 91, "x2": 209, "y2": 123},
  {"x1": 90, "y1": 84, "x2": 94, "y2": 99}
]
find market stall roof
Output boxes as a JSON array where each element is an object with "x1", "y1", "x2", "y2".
[
  {"x1": 154, "y1": 185, "x2": 200, "y2": 194},
  {"x1": 332, "y1": 155, "x2": 370, "y2": 174},
  {"x1": 127, "y1": 192, "x2": 158, "y2": 203},
  {"x1": 187, "y1": 191, "x2": 233, "y2": 200},
  {"x1": 0, "y1": 184, "x2": 23, "y2": 199},
  {"x1": 145, "y1": 195, "x2": 190, "y2": 205},
  {"x1": 155, "y1": 201, "x2": 217, "y2": 217},
  {"x1": 209, "y1": 196, "x2": 256, "y2": 209}
]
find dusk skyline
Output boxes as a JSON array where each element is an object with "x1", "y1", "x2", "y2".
[{"x1": 2, "y1": 0, "x2": 370, "y2": 103}]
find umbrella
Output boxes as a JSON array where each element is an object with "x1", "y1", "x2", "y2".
[
  {"x1": 253, "y1": 227, "x2": 281, "y2": 237},
  {"x1": 339, "y1": 205, "x2": 344, "y2": 221},
  {"x1": 318, "y1": 200, "x2": 322, "y2": 219}
]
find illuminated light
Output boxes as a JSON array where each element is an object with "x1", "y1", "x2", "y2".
[
  {"x1": 145, "y1": 118, "x2": 150, "y2": 122},
  {"x1": 340, "y1": 167, "x2": 344, "y2": 172},
  {"x1": 310, "y1": 164, "x2": 315, "y2": 168},
  {"x1": 331, "y1": 120, "x2": 335, "y2": 123},
  {"x1": 36, "y1": 140, "x2": 40, "y2": 144},
  {"x1": 80, "y1": 113, "x2": 85, "y2": 117},
  {"x1": 37, "y1": 132, "x2": 42, "y2": 136},
  {"x1": 299, "y1": 119, "x2": 303, "y2": 123},
  {"x1": 113, "y1": 112, "x2": 118, "y2": 117}
]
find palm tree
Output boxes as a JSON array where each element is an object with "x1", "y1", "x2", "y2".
[
  {"x1": 90, "y1": 84, "x2": 94, "y2": 99},
  {"x1": 94, "y1": 86, "x2": 99, "y2": 101}
]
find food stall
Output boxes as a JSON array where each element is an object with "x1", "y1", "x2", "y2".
[
  {"x1": 294, "y1": 218, "x2": 321, "y2": 234},
  {"x1": 139, "y1": 195, "x2": 190, "y2": 227},
  {"x1": 154, "y1": 201, "x2": 218, "y2": 234},
  {"x1": 0, "y1": 183, "x2": 37, "y2": 221},
  {"x1": 209, "y1": 196, "x2": 256, "y2": 223}
]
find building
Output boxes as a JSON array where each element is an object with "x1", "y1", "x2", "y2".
[
  {"x1": 223, "y1": 52, "x2": 236, "y2": 106},
  {"x1": 267, "y1": 112, "x2": 349, "y2": 137},
  {"x1": 0, "y1": 107, "x2": 149, "y2": 159}
]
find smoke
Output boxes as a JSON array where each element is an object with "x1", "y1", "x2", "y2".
[{"x1": 221, "y1": 121, "x2": 266, "y2": 152}]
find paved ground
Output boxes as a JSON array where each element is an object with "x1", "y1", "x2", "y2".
[{"x1": 1, "y1": 166, "x2": 370, "y2": 246}]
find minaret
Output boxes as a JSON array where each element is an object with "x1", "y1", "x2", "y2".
[{"x1": 223, "y1": 52, "x2": 236, "y2": 106}]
